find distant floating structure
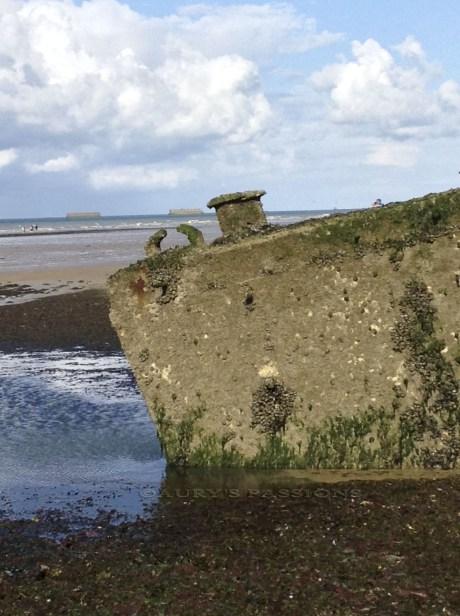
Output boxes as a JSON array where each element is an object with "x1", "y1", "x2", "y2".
[
  {"x1": 66, "y1": 211, "x2": 101, "y2": 220},
  {"x1": 168, "y1": 208, "x2": 203, "y2": 216}
]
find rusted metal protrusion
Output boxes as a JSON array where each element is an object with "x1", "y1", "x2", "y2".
[
  {"x1": 207, "y1": 190, "x2": 267, "y2": 236},
  {"x1": 145, "y1": 228, "x2": 167, "y2": 257}
]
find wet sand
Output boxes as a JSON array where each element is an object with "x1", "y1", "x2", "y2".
[
  {"x1": 0, "y1": 263, "x2": 115, "y2": 286},
  {"x1": 0, "y1": 255, "x2": 123, "y2": 349},
  {"x1": 0, "y1": 288, "x2": 120, "y2": 351}
]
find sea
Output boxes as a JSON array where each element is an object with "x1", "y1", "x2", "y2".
[
  {"x1": 0, "y1": 210, "x2": 334, "y2": 236},
  {"x1": 0, "y1": 349, "x2": 165, "y2": 535},
  {"x1": 0, "y1": 211, "x2": 338, "y2": 273},
  {"x1": 0, "y1": 209, "x2": 339, "y2": 534}
]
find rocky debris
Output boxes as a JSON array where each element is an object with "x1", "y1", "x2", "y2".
[{"x1": 0, "y1": 283, "x2": 45, "y2": 299}]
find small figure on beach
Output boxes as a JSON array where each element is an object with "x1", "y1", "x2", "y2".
[{"x1": 372, "y1": 198, "x2": 383, "y2": 208}]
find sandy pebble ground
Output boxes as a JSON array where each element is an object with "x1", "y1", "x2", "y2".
[{"x1": 0, "y1": 264, "x2": 116, "y2": 307}]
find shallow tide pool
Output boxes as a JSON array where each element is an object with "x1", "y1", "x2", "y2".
[{"x1": 0, "y1": 349, "x2": 166, "y2": 532}]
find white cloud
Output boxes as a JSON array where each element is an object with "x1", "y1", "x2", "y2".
[
  {"x1": 366, "y1": 142, "x2": 420, "y2": 168},
  {"x1": 172, "y1": 4, "x2": 342, "y2": 59},
  {"x1": 0, "y1": 148, "x2": 18, "y2": 168},
  {"x1": 307, "y1": 37, "x2": 460, "y2": 172},
  {"x1": 439, "y1": 80, "x2": 460, "y2": 111},
  {"x1": 393, "y1": 35, "x2": 425, "y2": 60},
  {"x1": 311, "y1": 37, "x2": 454, "y2": 137},
  {"x1": 2, "y1": 2, "x2": 458, "y2": 216},
  {"x1": 90, "y1": 164, "x2": 197, "y2": 190},
  {"x1": 26, "y1": 153, "x2": 79, "y2": 173},
  {"x1": 0, "y1": 1, "x2": 345, "y2": 201},
  {"x1": 144, "y1": 50, "x2": 271, "y2": 144},
  {"x1": 0, "y1": 0, "x2": 280, "y2": 145}
]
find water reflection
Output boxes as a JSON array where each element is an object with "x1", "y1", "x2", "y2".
[
  {"x1": 2, "y1": 349, "x2": 457, "y2": 537},
  {"x1": 0, "y1": 350, "x2": 165, "y2": 528},
  {"x1": 158, "y1": 466, "x2": 460, "y2": 502}
]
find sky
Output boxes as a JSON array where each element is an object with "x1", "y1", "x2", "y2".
[{"x1": 0, "y1": 0, "x2": 459, "y2": 217}]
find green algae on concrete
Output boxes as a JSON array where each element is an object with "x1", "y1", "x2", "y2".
[
  {"x1": 144, "y1": 228, "x2": 167, "y2": 257},
  {"x1": 152, "y1": 406, "x2": 399, "y2": 470},
  {"x1": 108, "y1": 188, "x2": 460, "y2": 469},
  {"x1": 155, "y1": 402, "x2": 205, "y2": 466},
  {"x1": 176, "y1": 223, "x2": 205, "y2": 247},
  {"x1": 307, "y1": 190, "x2": 460, "y2": 262}
]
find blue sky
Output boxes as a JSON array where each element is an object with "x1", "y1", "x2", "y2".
[{"x1": 0, "y1": 0, "x2": 459, "y2": 217}]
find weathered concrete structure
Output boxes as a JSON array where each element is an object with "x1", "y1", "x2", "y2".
[
  {"x1": 207, "y1": 190, "x2": 267, "y2": 236},
  {"x1": 109, "y1": 188, "x2": 460, "y2": 469},
  {"x1": 176, "y1": 224, "x2": 205, "y2": 248},
  {"x1": 145, "y1": 229, "x2": 167, "y2": 257}
]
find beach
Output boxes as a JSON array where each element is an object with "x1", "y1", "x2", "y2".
[
  {"x1": 1, "y1": 219, "x2": 459, "y2": 615},
  {"x1": 3, "y1": 0, "x2": 460, "y2": 609}
]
